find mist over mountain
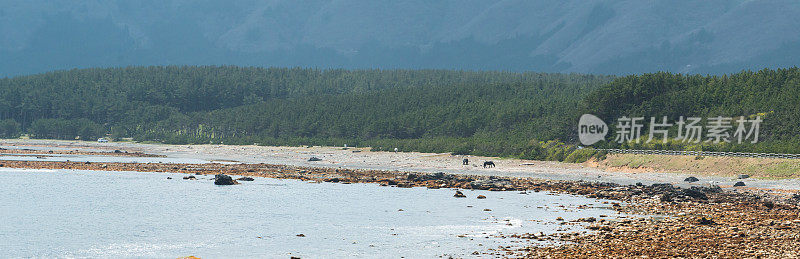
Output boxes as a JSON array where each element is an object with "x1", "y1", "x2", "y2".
[{"x1": 2, "y1": 0, "x2": 800, "y2": 76}]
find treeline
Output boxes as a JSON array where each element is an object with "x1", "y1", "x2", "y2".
[
  {"x1": 581, "y1": 68, "x2": 800, "y2": 153},
  {"x1": 3, "y1": 66, "x2": 800, "y2": 160},
  {"x1": 0, "y1": 66, "x2": 597, "y2": 127}
]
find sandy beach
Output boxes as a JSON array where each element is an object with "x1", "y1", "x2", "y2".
[{"x1": 3, "y1": 138, "x2": 799, "y2": 192}]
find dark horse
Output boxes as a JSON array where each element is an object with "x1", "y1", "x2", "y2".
[
  {"x1": 483, "y1": 161, "x2": 495, "y2": 168},
  {"x1": 462, "y1": 158, "x2": 469, "y2": 165}
]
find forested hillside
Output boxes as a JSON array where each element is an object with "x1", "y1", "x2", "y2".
[
  {"x1": 582, "y1": 68, "x2": 800, "y2": 153},
  {"x1": 2, "y1": 66, "x2": 800, "y2": 159},
  {"x1": 0, "y1": 66, "x2": 612, "y2": 160}
]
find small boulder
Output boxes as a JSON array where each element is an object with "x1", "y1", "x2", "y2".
[
  {"x1": 477, "y1": 195, "x2": 487, "y2": 199},
  {"x1": 308, "y1": 157, "x2": 322, "y2": 161},
  {"x1": 733, "y1": 181, "x2": 746, "y2": 187},
  {"x1": 183, "y1": 175, "x2": 196, "y2": 180},
  {"x1": 454, "y1": 190, "x2": 466, "y2": 198},
  {"x1": 684, "y1": 176, "x2": 699, "y2": 183},
  {"x1": 697, "y1": 217, "x2": 715, "y2": 225},
  {"x1": 214, "y1": 174, "x2": 239, "y2": 185},
  {"x1": 738, "y1": 174, "x2": 750, "y2": 179},
  {"x1": 237, "y1": 176, "x2": 255, "y2": 181}
]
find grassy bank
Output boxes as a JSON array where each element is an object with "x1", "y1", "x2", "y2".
[{"x1": 600, "y1": 154, "x2": 800, "y2": 179}]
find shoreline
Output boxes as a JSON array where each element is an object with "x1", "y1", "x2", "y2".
[
  {"x1": 2, "y1": 158, "x2": 800, "y2": 257},
  {"x1": 3, "y1": 138, "x2": 800, "y2": 191},
  {"x1": 2, "y1": 139, "x2": 800, "y2": 257}
]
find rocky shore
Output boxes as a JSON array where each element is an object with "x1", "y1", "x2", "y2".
[
  {"x1": 1, "y1": 159, "x2": 799, "y2": 258},
  {"x1": 0, "y1": 147, "x2": 163, "y2": 157}
]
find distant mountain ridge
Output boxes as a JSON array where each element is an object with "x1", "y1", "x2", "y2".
[{"x1": 2, "y1": 0, "x2": 800, "y2": 76}]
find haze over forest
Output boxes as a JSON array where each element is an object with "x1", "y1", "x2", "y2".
[{"x1": 3, "y1": 0, "x2": 800, "y2": 76}]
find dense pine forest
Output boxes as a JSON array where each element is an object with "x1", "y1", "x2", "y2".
[{"x1": 1, "y1": 66, "x2": 799, "y2": 161}]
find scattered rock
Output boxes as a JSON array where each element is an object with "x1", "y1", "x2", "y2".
[
  {"x1": 684, "y1": 176, "x2": 700, "y2": 182},
  {"x1": 214, "y1": 174, "x2": 239, "y2": 185},
  {"x1": 738, "y1": 174, "x2": 750, "y2": 179},
  {"x1": 483, "y1": 208, "x2": 492, "y2": 211},
  {"x1": 454, "y1": 190, "x2": 466, "y2": 198},
  {"x1": 308, "y1": 157, "x2": 322, "y2": 161},
  {"x1": 477, "y1": 195, "x2": 487, "y2": 199},
  {"x1": 470, "y1": 178, "x2": 516, "y2": 191},
  {"x1": 237, "y1": 176, "x2": 255, "y2": 181},
  {"x1": 296, "y1": 234, "x2": 305, "y2": 237},
  {"x1": 113, "y1": 150, "x2": 122, "y2": 153},
  {"x1": 167, "y1": 177, "x2": 172, "y2": 179},
  {"x1": 734, "y1": 181, "x2": 746, "y2": 187},
  {"x1": 183, "y1": 175, "x2": 196, "y2": 180}
]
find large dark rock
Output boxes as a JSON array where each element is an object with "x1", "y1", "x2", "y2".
[
  {"x1": 681, "y1": 189, "x2": 708, "y2": 200},
  {"x1": 214, "y1": 174, "x2": 239, "y2": 185},
  {"x1": 684, "y1": 176, "x2": 699, "y2": 182},
  {"x1": 308, "y1": 157, "x2": 322, "y2": 161},
  {"x1": 734, "y1": 181, "x2": 746, "y2": 187},
  {"x1": 454, "y1": 190, "x2": 466, "y2": 198}
]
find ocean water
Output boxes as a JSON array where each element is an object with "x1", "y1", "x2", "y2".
[{"x1": 0, "y1": 168, "x2": 624, "y2": 258}]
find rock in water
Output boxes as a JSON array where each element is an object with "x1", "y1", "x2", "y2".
[
  {"x1": 214, "y1": 174, "x2": 239, "y2": 185},
  {"x1": 734, "y1": 181, "x2": 746, "y2": 187},
  {"x1": 684, "y1": 176, "x2": 699, "y2": 182},
  {"x1": 237, "y1": 176, "x2": 255, "y2": 181},
  {"x1": 183, "y1": 175, "x2": 196, "y2": 180},
  {"x1": 738, "y1": 174, "x2": 750, "y2": 179},
  {"x1": 477, "y1": 195, "x2": 487, "y2": 199},
  {"x1": 308, "y1": 157, "x2": 322, "y2": 161},
  {"x1": 454, "y1": 190, "x2": 466, "y2": 198}
]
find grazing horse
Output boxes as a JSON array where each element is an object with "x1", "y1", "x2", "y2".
[
  {"x1": 483, "y1": 161, "x2": 495, "y2": 168},
  {"x1": 462, "y1": 158, "x2": 469, "y2": 165}
]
